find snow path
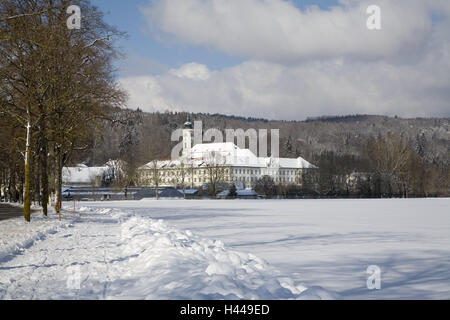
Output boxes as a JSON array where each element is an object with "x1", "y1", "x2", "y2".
[
  {"x1": 0, "y1": 209, "x2": 120, "y2": 299},
  {"x1": 0, "y1": 206, "x2": 329, "y2": 300}
]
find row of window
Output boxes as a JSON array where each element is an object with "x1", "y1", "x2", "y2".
[
  {"x1": 146, "y1": 169, "x2": 229, "y2": 178},
  {"x1": 231, "y1": 168, "x2": 298, "y2": 176},
  {"x1": 152, "y1": 176, "x2": 299, "y2": 185},
  {"x1": 144, "y1": 168, "x2": 299, "y2": 178},
  {"x1": 231, "y1": 177, "x2": 298, "y2": 183}
]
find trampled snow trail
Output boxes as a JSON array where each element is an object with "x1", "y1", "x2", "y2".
[{"x1": 0, "y1": 206, "x2": 331, "y2": 300}]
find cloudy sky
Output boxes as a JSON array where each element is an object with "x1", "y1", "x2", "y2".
[{"x1": 92, "y1": 0, "x2": 450, "y2": 120}]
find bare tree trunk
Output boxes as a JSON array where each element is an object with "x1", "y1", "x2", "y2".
[
  {"x1": 35, "y1": 158, "x2": 40, "y2": 206},
  {"x1": 23, "y1": 113, "x2": 31, "y2": 222},
  {"x1": 41, "y1": 136, "x2": 48, "y2": 215},
  {"x1": 54, "y1": 146, "x2": 63, "y2": 212},
  {"x1": 8, "y1": 170, "x2": 13, "y2": 203},
  {"x1": 39, "y1": 111, "x2": 49, "y2": 216}
]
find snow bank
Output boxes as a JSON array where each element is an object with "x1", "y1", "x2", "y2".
[
  {"x1": 107, "y1": 213, "x2": 312, "y2": 299},
  {"x1": 86, "y1": 199, "x2": 450, "y2": 299},
  {"x1": 1, "y1": 205, "x2": 334, "y2": 300}
]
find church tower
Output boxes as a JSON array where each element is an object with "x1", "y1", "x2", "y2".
[{"x1": 182, "y1": 115, "x2": 193, "y2": 158}]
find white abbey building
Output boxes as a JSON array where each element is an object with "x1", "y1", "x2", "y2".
[{"x1": 137, "y1": 119, "x2": 315, "y2": 189}]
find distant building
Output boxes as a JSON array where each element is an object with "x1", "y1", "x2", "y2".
[
  {"x1": 62, "y1": 160, "x2": 122, "y2": 187},
  {"x1": 62, "y1": 163, "x2": 108, "y2": 187},
  {"x1": 137, "y1": 118, "x2": 316, "y2": 190},
  {"x1": 217, "y1": 189, "x2": 260, "y2": 199}
]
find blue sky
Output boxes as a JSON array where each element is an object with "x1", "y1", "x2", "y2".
[
  {"x1": 91, "y1": 0, "x2": 340, "y2": 76},
  {"x1": 91, "y1": 0, "x2": 239, "y2": 75}
]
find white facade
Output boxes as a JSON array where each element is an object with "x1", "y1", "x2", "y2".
[
  {"x1": 138, "y1": 121, "x2": 315, "y2": 189},
  {"x1": 63, "y1": 160, "x2": 124, "y2": 187},
  {"x1": 62, "y1": 164, "x2": 108, "y2": 186}
]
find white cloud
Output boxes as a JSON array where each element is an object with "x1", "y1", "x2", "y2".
[
  {"x1": 119, "y1": 48, "x2": 450, "y2": 120},
  {"x1": 120, "y1": 0, "x2": 450, "y2": 120},
  {"x1": 119, "y1": 76, "x2": 169, "y2": 110},
  {"x1": 142, "y1": 0, "x2": 447, "y2": 62},
  {"x1": 169, "y1": 62, "x2": 211, "y2": 80}
]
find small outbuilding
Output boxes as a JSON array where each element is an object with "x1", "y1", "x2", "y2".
[{"x1": 217, "y1": 189, "x2": 259, "y2": 199}]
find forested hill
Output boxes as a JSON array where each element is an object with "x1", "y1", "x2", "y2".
[{"x1": 78, "y1": 109, "x2": 449, "y2": 169}]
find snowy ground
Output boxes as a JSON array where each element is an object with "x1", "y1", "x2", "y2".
[{"x1": 1, "y1": 199, "x2": 449, "y2": 299}]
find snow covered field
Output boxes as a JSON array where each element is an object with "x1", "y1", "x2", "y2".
[{"x1": 1, "y1": 198, "x2": 449, "y2": 299}]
